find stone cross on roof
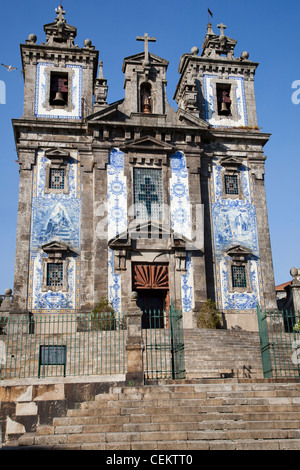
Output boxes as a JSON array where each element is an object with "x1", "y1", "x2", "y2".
[
  {"x1": 55, "y1": 5, "x2": 66, "y2": 26},
  {"x1": 217, "y1": 23, "x2": 226, "y2": 37},
  {"x1": 136, "y1": 33, "x2": 156, "y2": 66}
]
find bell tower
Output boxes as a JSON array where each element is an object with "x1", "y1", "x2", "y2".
[
  {"x1": 21, "y1": 5, "x2": 98, "y2": 119},
  {"x1": 174, "y1": 21, "x2": 277, "y2": 328},
  {"x1": 12, "y1": 6, "x2": 99, "y2": 313},
  {"x1": 174, "y1": 22, "x2": 259, "y2": 127},
  {"x1": 122, "y1": 33, "x2": 170, "y2": 116}
]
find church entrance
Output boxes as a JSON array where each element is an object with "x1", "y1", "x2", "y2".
[{"x1": 132, "y1": 263, "x2": 169, "y2": 329}]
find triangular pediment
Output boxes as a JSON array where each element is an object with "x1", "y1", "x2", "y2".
[
  {"x1": 109, "y1": 221, "x2": 174, "y2": 247},
  {"x1": 86, "y1": 100, "x2": 124, "y2": 122},
  {"x1": 208, "y1": 35, "x2": 237, "y2": 47},
  {"x1": 176, "y1": 108, "x2": 209, "y2": 129},
  {"x1": 108, "y1": 222, "x2": 196, "y2": 249},
  {"x1": 42, "y1": 240, "x2": 70, "y2": 253},
  {"x1": 45, "y1": 148, "x2": 70, "y2": 160},
  {"x1": 121, "y1": 135, "x2": 174, "y2": 153},
  {"x1": 220, "y1": 156, "x2": 242, "y2": 167},
  {"x1": 44, "y1": 21, "x2": 77, "y2": 35},
  {"x1": 226, "y1": 245, "x2": 252, "y2": 258},
  {"x1": 122, "y1": 52, "x2": 169, "y2": 71}
]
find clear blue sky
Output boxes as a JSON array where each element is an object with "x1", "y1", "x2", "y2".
[{"x1": 0, "y1": 0, "x2": 299, "y2": 294}]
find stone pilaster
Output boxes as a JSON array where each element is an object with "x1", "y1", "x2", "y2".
[
  {"x1": 186, "y1": 152, "x2": 206, "y2": 316},
  {"x1": 290, "y1": 268, "x2": 300, "y2": 313},
  {"x1": 93, "y1": 148, "x2": 109, "y2": 304},
  {"x1": 79, "y1": 150, "x2": 94, "y2": 310},
  {"x1": 251, "y1": 163, "x2": 277, "y2": 309},
  {"x1": 125, "y1": 292, "x2": 144, "y2": 386},
  {"x1": 12, "y1": 150, "x2": 35, "y2": 312}
]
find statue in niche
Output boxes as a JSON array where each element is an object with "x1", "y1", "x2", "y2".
[{"x1": 141, "y1": 82, "x2": 152, "y2": 113}]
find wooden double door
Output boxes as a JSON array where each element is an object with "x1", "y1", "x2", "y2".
[{"x1": 132, "y1": 263, "x2": 170, "y2": 329}]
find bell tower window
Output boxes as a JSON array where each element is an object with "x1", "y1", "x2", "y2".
[
  {"x1": 140, "y1": 82, "x2": 152, "y2": 113},
  {"x1": 217, "y1": 84, "x2": 231, "y2": 116},
  {"x1": 50, "y1": 72, "x2": 68, "y2": 106}
]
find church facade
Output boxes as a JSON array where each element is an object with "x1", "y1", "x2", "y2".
[{"x1": 11, "y1": 6, "x2": 276, "y2": 330}]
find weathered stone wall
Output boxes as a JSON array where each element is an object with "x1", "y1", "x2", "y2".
[{"x1": 0, "y1": 376, "x2": 125, "y2": 446}]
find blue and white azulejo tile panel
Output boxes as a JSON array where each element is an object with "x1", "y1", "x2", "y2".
[
  {"x1": 216, "y1": 255, "x2": 263, "y2": 311},
  {"x1": 170, "y1": 151, "x2": 192, "y2": 240},
  {"x1": 181, "y1": 252, "x2": 194, "y2": 313},
  {"x1": 108, "y1": 249, "x2": 121, "y2": 313},
  {"x1": 210, "y1": 159, "x2": 265, "y2": 312},
  {"x1": 107, "y1": 148, "x2": 127, "y2": 312},
  {"x1": 34, "y1": 63, "x2": 82, "y2": 119},
  {"x1": 170, "y1": 152, "x2": 194, "y2": 313},
  {"x1": 28, "y1": 150, "x2": 81, "y2": 313},
  {"x1": 107, "y1": 148, "x2": 127, "y2": 242}
]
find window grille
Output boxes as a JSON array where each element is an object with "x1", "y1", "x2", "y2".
[
  {"x1": 224, "y1": 174, "x2": 239, "y2": 195},
  {"x1": 232, "y1": 265, "x2": 247, "y2": 288},
  {"x1": 133, "y1": 168, "x2": 163, "y2": 220},
  {"x1": 47, "y1": 263, "x2": 63, "y2": 287},
  {"x1": 50, "y1": 168, "x2": 65, "y2": 190}
]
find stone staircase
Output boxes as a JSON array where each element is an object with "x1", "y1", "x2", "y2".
[
  {"x1": 5, "y1": 379, "x2": 300, "y2": 450},
  {"x1": 184, "y1": 329, "x2": 264, "y2": 379}
]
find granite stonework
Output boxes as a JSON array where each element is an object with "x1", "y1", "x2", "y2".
[{"x1": 10, "y1": 8, "x2": 277, "y2": 331}]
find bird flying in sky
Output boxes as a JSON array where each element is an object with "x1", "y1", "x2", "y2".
[{"x1": 1, "y1": 64, "x2": 17, "y2": 71}]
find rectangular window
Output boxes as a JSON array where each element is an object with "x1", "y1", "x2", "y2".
[
  {"x1": 49, "y1": 168, "x2": 65, "y2": 190},
  {"x1": 224, "y1": 175, "x2": 239, "y2": 195},
  {"x1": 133, "y1": 168, "x2": 163, "y2": 220},
  {"x1": 232, "y1": 265, "x2": 247, "y2": 288},
  {"x1": 50, "y1": 72, "x2": 68, "y2": 106},
  {"x1": 47, "y1": 263, "x2": 63, "y2": 287}
]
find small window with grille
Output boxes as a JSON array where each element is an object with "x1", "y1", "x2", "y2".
[
  {"x1": 49, "y1": 168, "x2": 65, "y2": 190},
  {"x1": 224, "y1": 174, "x2": 239, "y2": 195},
  {"x1": 47, "y1": 263, "x2": 63, "y2": 287},
  {"x1": 45, "y1": 160, "x2": 69, "y2": 194},
  {"x1": 231, "y1": 265, "x2": 247, "y2": 289}
]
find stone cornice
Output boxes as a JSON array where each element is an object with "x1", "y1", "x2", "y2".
[
  {"x1": 20, "y1": 42, "x2": 99, "y2": 77},
  {"x1": 207, "y1": 127, "x2": 271, "y2": 146}
]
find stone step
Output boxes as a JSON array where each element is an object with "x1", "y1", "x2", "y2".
[
  {"x1": 29, "y1": 428, "x2": 300, "y2": 446},
  {"x1": 6, "y1": 379, "x2": 300, "y2": 450},
  {"x1": 16, "y1": 437, "x2": 300, "y2": 451},
  {"x1": 197, "y1": 418, "x2": 300, "y2": 431}
]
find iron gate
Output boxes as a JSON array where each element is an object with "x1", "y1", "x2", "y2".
[
  {"x1": 257, "y1": 305, "x2": 300, "y2": 378},
  {"x1": 142, "y1": 303, "x2": 185, "y2": 380}
]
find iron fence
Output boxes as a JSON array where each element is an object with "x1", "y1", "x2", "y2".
[
  {"x1": 0, "y1": 312, "x2": 126, "y2": 380},
  {"x1": 257, "y1": 306, "x2": 300, "y2": 378},
  {"x1": 0, "y1": 305, "x2": 186, "y2": 381}
]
